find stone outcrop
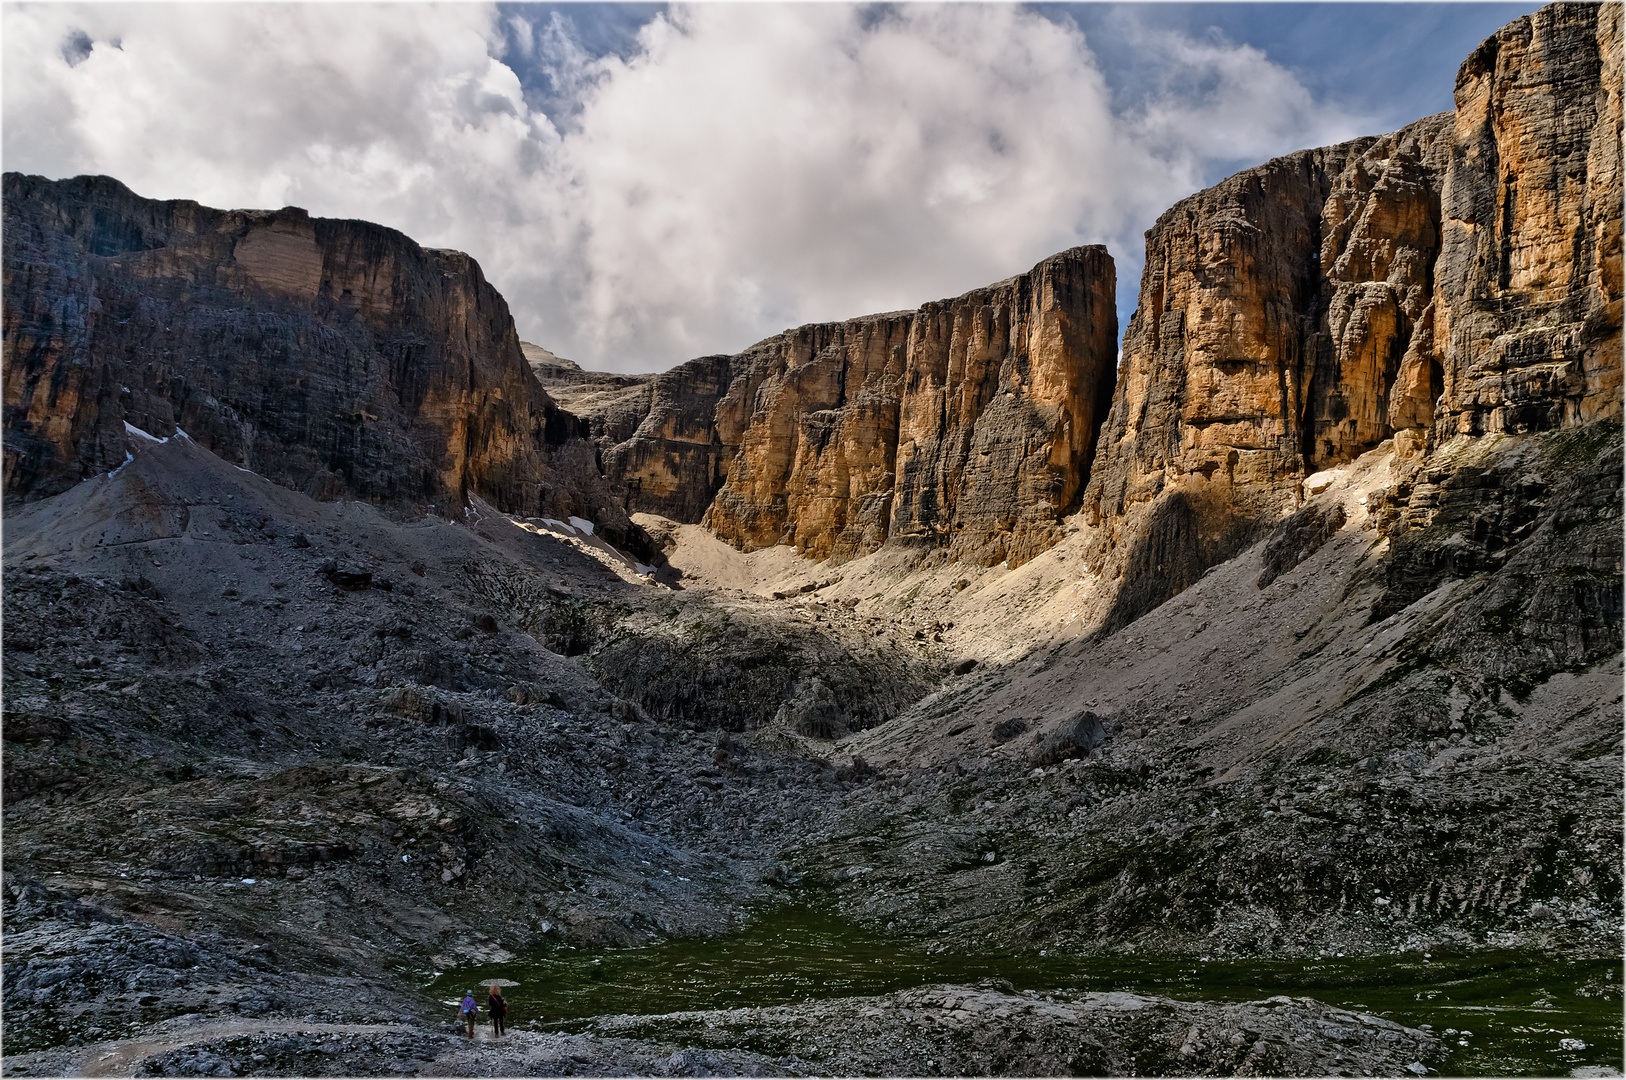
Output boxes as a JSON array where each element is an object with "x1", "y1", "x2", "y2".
[
  {"x1": 1083, "y1": 1, "x2": 1620, "y2": 631},
  {"x1": 1425, "y1": 1, "x2": 1623, "y2": 438},
  {"x1": 1081, "y1": 128, "x2": 1438, "y2": 628},
  {"x1": 702, "y1": 310, "x2": 917, "y2": 562},
  {"x1": 593, "y1": 247, "x2": 1118, "y2": 567},
  {"x1": 2, "y1": 173, "x2": 648, "y2": 554},
  {"x1": 601, "y1": 355, "x2": 739, "y2": 525}
]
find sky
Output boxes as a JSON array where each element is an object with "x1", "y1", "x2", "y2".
[{"x1": 4, "y1": 2, "x2": 1540, "y2": 373}]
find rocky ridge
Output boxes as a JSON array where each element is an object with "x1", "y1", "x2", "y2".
[
  {"x1": 1, "y1": 173, "x2": 649, "y2": 557},
  {"x1": 1081, "y1": 1, "x2": 1621, "y2": 631},
  {"x1": 580, "y1": 246, "x2": 1118, "y2": 568}
]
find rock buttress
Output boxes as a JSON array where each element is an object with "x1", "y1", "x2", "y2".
[
  {"x1": 1, "y1": 173, "x2": 645, "y2": 551},
  {"x1": 1083, "y1": 140, "x2": 1375, "y2": 629},
  {"x1": 704, "y1": 310, "x2": 915, "y2": 563},
  {"x1": 1313, "y1": 115, "x2": 1453, "y2": 462},
  {"x1": 690, "y1": 246, "x2": 1116, "y2": 566},
  {"x1": 1082, "y1": 1, "x2": 1621, "y2": 633},
  {"x1": 600, "y1": 354, "x2": 739, "y2": 524},
  {"x1": 892, "y1": 246, "x2": 1118, "y2": 566},
  {"x1": 1426, "y1": 1, "x2": 1623, "y2": 438}
]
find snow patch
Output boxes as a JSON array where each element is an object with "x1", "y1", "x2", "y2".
[
  {"x1": 123, "y1": 420, "x2": 167, "y2": 443},
  {"x1": 635, "y1": 563, "x2": 656, "y2": 577},
  {"x1": 541, "y1": 517, "x2": 576, "y2": 535},
  {"x1": 568, "y1": 516, "x2": 595, "y2": 536},
  {"x1": 108, "y1": 450, "x2": 134, "y2": 478}
]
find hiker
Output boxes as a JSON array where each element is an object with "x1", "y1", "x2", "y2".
[
  {"x1": 459, "y1": 990, "x2": 479, "y2": 1037},
  {"x1": 488, "y1": 986, "x2": 508, "y2": 1037}
]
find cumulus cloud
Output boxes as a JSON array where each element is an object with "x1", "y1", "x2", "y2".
[
  {"x1": 3, "y1": 3, "x2": 1368, "y2": 372},
  {"x1": 1120, "y1": 25, "x2": 1370, "y2": 172}
]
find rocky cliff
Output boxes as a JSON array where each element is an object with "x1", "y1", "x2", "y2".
[
  {"x1": 601, "y1": 355, "x2": 739, "y2": 525},
  {"x1": 2, "y1": 173, "x2": 647, "y2": 553},
  {"x1": 1081, "y1": 120, "x2": 1449, "y2": 628},
  {"x1": 581, "y1": 9, "x2": 1618, "y2": 587},
  {"x1": 594, "y1": 247, "x2": 1118, "y2": 567},
  {"x1": 1082, "y1": 1, "x2": 1620, "y2": 631},
  {"x1": 5, "y1": 6, "x2": 1614, "y2": 598},
  {"x1": 1427, "y1": 1, "x2": 1623, "y2": 437}
]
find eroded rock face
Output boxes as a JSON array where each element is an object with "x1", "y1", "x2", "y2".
[
  {"x1": 705, "y1": 311, "x2": 917, "y2": 562},
  {"x1": 1428, "y1": 1, "x2": 1623, "y2": 437},
  {"x1": 1314, "y1": 117, "x2": 1453, "y2": 462},
  {"x1": 1081, "y1": 138, "x2": 1380, "y2": 629},
  {"x1": 603, "y1": 355, "x2": 739, "y2": 525},
  {"x1": 2, "y1": 173, "x2": 645, "y2": 552},
  {"x1": 892, "y1": 250, "x2": 1119, "y2": 567},
  {"x1": 1083, "y1": 2, "x2": 1620, "y2": 631},
  {"x1": 597, "y1": 247, "x2": 1118, "y2": 567}
]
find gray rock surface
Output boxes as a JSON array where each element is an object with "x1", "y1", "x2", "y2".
[{"x1": 2, "y1": 985, "x2": 1440, "y2": 1077}]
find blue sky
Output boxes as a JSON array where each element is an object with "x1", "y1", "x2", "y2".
[
  {"x1": 5, "y1": 3, "x2": 1542, "y2": 371},
  {"x1": 1054, "y1": 4, "x2": 1536, "y2": 141}
]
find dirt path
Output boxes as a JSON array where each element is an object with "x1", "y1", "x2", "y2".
[{"x1": 7, "y1": 1020, "x2": 416, "y2": 1078}]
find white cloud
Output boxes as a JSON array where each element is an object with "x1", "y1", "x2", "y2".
[
  {"x1": 3, "y1": 3, "x2": 1368, "y2": 372},
  {"x1": 1121, "y1": 26, "x2": 1371, "y2": 171}
]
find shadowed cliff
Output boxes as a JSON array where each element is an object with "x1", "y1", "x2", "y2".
[{"x1": 2, "y1": 173, "x2": 653, "y2": 559}]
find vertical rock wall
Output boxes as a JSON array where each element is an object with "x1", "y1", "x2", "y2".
[
  {"x1": 891, "y1": 249, "x2": 1119, "y2": 566},
  {"x1": 1082, "y1": 138, "x2": 1378, "y2": 626},
  {"x1": 1314, "y1": 117, "x2": 1453, "y2": 461},
  {"x1": 594, "y1": 247, "x2": 1118, "y2": 567},
  {"x1": 1083, "y1": 2, "x2": 1620, "y2": 631},
  {"x1": 705, "y1": 312, "x2": 917, "y2": 563},
  {"x1": 598, "y1": 355, "x2": 737, "y2": 524},
  {"x1": 6, "y1": 4, "x2": 1612, "y2": 594},
  {"x1": 2, "y1": 173, "x2": 646, "y2": 552},
  {"x1": 681, "y1": 246, "x2": 1118, "y2": 566},
  {"x1": 1428, "y1": 1, "x2": 1623, "y2": 437}
]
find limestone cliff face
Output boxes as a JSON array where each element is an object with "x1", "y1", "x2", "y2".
[
  {"x1": 704, "y1": 312, "x2": 916, "y2": 563},
  {"x1": 1084, "y1": 3, "x2": 1620, "y2": 631},
  {"x1": 1314, "y1": 117, "x2": 1453, "y2": 461},
  {"x1": 1081, "y1": 133, "x2": 1427, "y2": 626},
  {"x1": 1426, "y1": 1, "x2": 1623, "y2": 438},
  {"x1": 2, "y1": 173, "x2": 646, "y2": 552},
  {"x1": 598, "y1": 247, "x2": 1118, "y2": 567},
  {"x1": 891, "y1": 250, "x2": 1119, "y2": 567},
  {"x1": 602, "y1": 355, "x2": 739, "y2": 525}
]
